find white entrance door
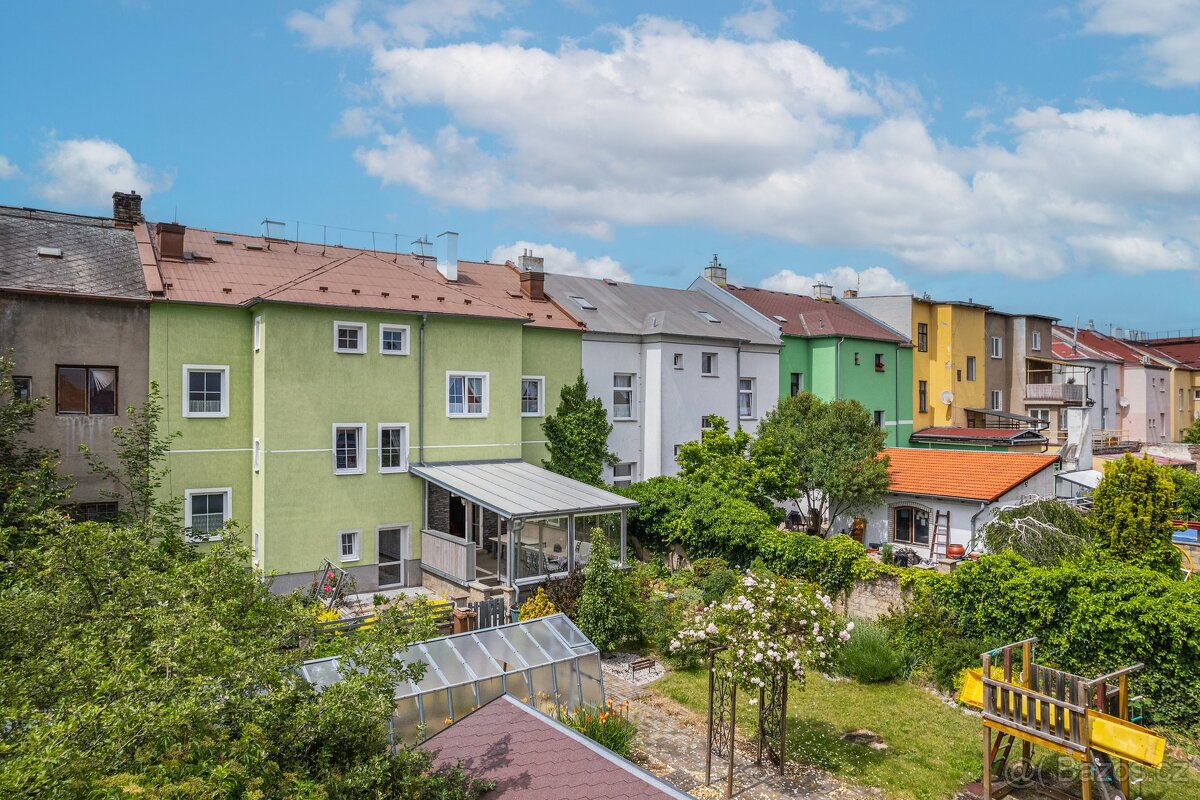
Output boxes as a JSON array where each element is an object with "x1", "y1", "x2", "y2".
[{"x1": 378, "y1": 525, "x2": 411, "y2": 587}]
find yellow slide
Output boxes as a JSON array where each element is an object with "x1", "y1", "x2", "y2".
[{"x1": 958, "y1": 670, "x2": 1166, "y2": 768}]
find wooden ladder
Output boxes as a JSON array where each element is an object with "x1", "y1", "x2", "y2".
[{"x1": 930, "y1": 510, "x2": 951, "y2": 559}]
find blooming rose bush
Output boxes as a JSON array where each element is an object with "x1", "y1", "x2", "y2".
[{"x1": 670, "y1": 570, "x2": 853, "y2": 696}]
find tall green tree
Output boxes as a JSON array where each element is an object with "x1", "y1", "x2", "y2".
[
  {"x1": 1091, "y1": 454, "x2": 1181, "y2": 573},
  {"x1": 574, "y1": 533, "x2": 640, "y2": 652},
  {"x1": 542, "y1": 372, "x2": 617, "y2": 487},
  {"x1": 1181, "y1": 417, "x2": 1200, "y2": 444},
  {"x1": 756, "y1": 392, "x2": 890, "y2": 538},
  {"x1": 675, "y1": 415, "x2": 796, "y2": 521},
  {"x1": 0, "y1": 353, "x2": 68, "y2": 533}
]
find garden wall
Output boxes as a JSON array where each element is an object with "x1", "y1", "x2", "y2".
[{"x1": 839, "y1": 575, "x2": 911, "y2": 620}]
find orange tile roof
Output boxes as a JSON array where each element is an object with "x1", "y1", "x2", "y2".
[
  {"x1": 151, "y1": 226, "x2": 582, "y2": 330},
  {"x1": 883, "y1": 447, "x2": 1059, "y2": 502}
]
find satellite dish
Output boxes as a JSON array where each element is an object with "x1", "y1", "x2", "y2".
[
  {"x1": 1118, "y1": 396, "x2": 1130, "y2": 409},
  {"x1": 940, "y1": 391, "x2": 955, "y2": 406}
]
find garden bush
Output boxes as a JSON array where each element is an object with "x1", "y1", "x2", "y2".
[
  {"x1": 517, "y1": 587, "x2": 556, "y2": 621},
  {"x1": 543, "y1": 568, "x2": 585, "y2": 619},
  {"x1": 689, "y1": 556, "x2": 728, "y2": 578},
  {"x1": 700, "y1": 567, "x2": 738, "y2": 605},
  {"x1": 834, "y1": 621, "x2": 906, "y2": 683},
  {"x1": 887, "y1": 550, "x2": 1200, "y2": 729},
  {"x1": 929, "y1": 636, "x2": 993, "y2": 693},
  {"x1": 575, "y1": 534, "x2": 642, "y2": 652},
  {"x1": 755, "y1": 531, "x2": 873, "y2": 595}
]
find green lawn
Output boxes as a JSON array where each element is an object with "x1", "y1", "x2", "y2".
[{"x1": 653, "y1": 667, "x2": 1200, "y2": 800}]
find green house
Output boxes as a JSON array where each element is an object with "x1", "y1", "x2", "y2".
[
  {"x1": 146, "y1": 224, "x2": 631, "y2": 601},
  {"x1": 692, "y1": 276, "x2": 914, "y2": 446}
]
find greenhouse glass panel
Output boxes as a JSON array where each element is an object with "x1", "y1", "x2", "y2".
[{"x1": 299, "y1": 613, "x2": 602, "y2": 744}]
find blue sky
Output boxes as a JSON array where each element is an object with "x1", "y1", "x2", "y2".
[{"x1": 2, "y1": 1, "x2": 1198, "y2": 333}]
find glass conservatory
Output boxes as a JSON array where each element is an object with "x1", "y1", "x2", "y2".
[{"x1": 299, "y1": 613, "x2": 605, "y2": 742}]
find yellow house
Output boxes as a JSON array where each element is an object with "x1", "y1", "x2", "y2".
[
  {"x1": 1134, "y1": 336, "x2": 1200, "y2": 439},
  {"x1": 844, "y1": 295, "x2": 990, "y2": 430}
]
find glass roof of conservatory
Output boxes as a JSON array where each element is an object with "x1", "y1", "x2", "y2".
[{"x1": 300, "y1": 614, "x2": 606, "y2": 742}]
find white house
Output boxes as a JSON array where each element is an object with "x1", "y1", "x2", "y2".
[
  {"x1": 844, "y1": 448, "x2": 1060, "y2": 557},
  {"x1": 542, "y1": 273, "x2": 781, "y2": 483}
]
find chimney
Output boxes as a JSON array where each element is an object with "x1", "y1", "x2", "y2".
[
  {"x1": 813, "y1": 282, "x2": 833, "y2": 302},
  {"x1": 155, "y1": 221, "x2": 186, "y2": 260},
  {"x1": 437, "y1": 230, "x2": 459, "y2": 281},
  {"x1": 702, "y1": 254, "x2": 727, "y2": 286},
  {"x1": 518, "y1": 248, "x2": 545, "y2": 300},
  {"x1": 112, "y1": 191, "x2": 144, "y2": 226},
  {"x1": 842, "y1": 288, "x2": 858, "y2": 299}
]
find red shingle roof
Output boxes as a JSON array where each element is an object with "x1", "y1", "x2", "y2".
[
  {"x1": 151, "y1": 226, "x2": 582, "y2": 330},
  {"x1": 1139, "y1": 337, "x2": 1200, "y2": 370},
  {"x1": 723, "y1": 285, "x2": 910, "y2": 344},
  {"x1": 421, "y1": 695, "x2": 690, "y2": 800},
  {"x1": 883, "y1": 448, "x2": 1059, "y2": 502}
]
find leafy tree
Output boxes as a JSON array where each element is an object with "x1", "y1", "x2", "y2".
[
  {"x1": 757, "y1": 392, "x2": 890, "y2": 537},
  {"x1": 1181, "y1": 416, "x2": 1200, "y2": 444},
  {"x1": 1170, "y1": 467, "x2": 1200, "y2": 520},
  {"x1": 0, "y1": 352, "x2": 68, "y2": 533},
  {"x1": 0, "y1": 390, "x2": 490, "y2": 799},
  {"x1": 980, "y1": 499, "x2": 1092, "y2": 566},
  {"x1": 542, "y1": 372, "x2": 617, "y2": 487},
  {"x1": 1091, "y1": 454, "x2": 1181, "y2": 573},
  {"x1": 675, "y1": 415, "x2": 796, "y2": 521},
  {"x1": 575, "y1": 533, "x2": 641, "y2": 652}
]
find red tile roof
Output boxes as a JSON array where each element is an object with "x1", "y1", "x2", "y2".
[
  {"x1": 150, "y1": 226, "x2": 582, "y2": 330},
  {"x1": 421, "y1": 695, "x2": 690, "y2": 800},
  {"x1": 1139, "y1": 337, "x2": 1200, "y2": 370},
  {"x1": 1051, "y1": 326, "x2": 1170, "y2": 367},
  {"x1": 883, "y1": 448, "x2": 1059, "y2": 502},
  {"x1": 723, "y1": 285, "x2": 910, "y2": 344}
]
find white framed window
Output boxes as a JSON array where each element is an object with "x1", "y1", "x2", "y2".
[
  {"x1": 252, "y1": 528, "x2": 262, "y2": 568},
  {"x1": 253, "y1": 437, "x2": 262, "y2": 473},
  {"x1": 701, "y1": 415, "x2": 714, "y2": 430},
  {"x1": 379, "y1": 324, "x2": 410, "y2": 355},
  {"x1": 990, "y1": 390, "x2": 1003, "y2": 410},
  {"x1": 1029, "y1": 408, "x2": 1050, "y2": 428},
  {"x1": 674, "y1": 444, "x2": 684, "y2": 456},
  {"x1": 673, "y1": 353, "x2": 683, "y2": 369},
  {"x1": 253, "y1": 316, "x2": 262, "y2": 352},
  {"x1": 738, "y1": 378, "x2": 755, "y2": 418},
  {"x1": 338, "y1": 529, "x2": 361, "y2": 562},
  {"x1": 991, "y1": 336, "x2": 1003, "y2": 359},
  {"x1": 1031, "y1": 330, "x2": 1042, "y2": 351},
  {"x1": 334, "y1": 321, "x2": 367, "y2": 354},
  {"x1": 378, "y1": 423, "x2": 410, "y2": 473},
  {"x1": 182, "y1": 365, "x2": 229, "y2": 418},
  {"x1": 521, "y1": 376, "x2": 544, "y2": 417},
  {"x1": 612, "y1": 373, "x2": 635, "y2": 420},
  {"x1": 184, "y1": 487, "x2": 231, "y2": 541},
  {"x1": 612, "y1": 462, "x2": 635, "y2": 488},
  {"x1": 332, "y1": 424, "x2": 366, "y2": 474},
  {"x1": 447, "y1": 372, "x2": 489, "y2": 417},
  {"x1": 701, "y1": 352, "x2": 718, "y2": 376}
]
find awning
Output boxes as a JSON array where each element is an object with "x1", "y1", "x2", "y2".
[{"x1": 411, "y1": 460, "x2": 637, "y2": 520}]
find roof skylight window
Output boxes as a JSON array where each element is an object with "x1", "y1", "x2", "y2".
[
  {"x1": 37, "y1": 246, "x2": 63, "y2": 258},
  {"x1": 570, "y1": 295, "x2": 597, "y2": 311},
  {"x1": 697, "y1": 310, "x2": 721, "y2": 323},
  {"x1": 773, "y1": 315, "x2": 787, "y2": 323},
  {"x1": 214, "y1": 235, "x2": 233, "y2": 245}
]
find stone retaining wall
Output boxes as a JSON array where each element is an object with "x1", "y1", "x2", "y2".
[{"x1": 839, "y1": 575, "x2": 911, "y2": 621}]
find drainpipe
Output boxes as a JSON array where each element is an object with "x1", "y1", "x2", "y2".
[
  {"x1": 419, "y1": 314, "x2": 427, "y2": 465},
  {"x1": 835, "y1": 337, "x2": 845, "y2": 398},
  {"x1": 967, "y1": 500, "x2": 989, "y2": 553},
  {"x1": 735, "y1": 343, "x2": 743, "y2": 431},
  {"x1": 894, "y1": 345, "x2": 900, "y2": 447}
]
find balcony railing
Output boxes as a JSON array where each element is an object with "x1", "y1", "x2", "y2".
[
  {"x1": 1025, "y1": 383, "x2": 1085, "y2": 403},
  {"x1": 421, "y1": 529, "x2": 476, "y2": 584}
]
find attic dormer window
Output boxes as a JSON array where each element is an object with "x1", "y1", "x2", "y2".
[
  {"x1": 37, "y1": 246, "x2": 63, "y2": 258},
  {"x1": 697, "y1": 310, "x2": 721, "y2": 323}
]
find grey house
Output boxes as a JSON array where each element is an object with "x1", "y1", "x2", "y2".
[{"x1": 0, "y1": 196, "x2": 151, "y2": 514}]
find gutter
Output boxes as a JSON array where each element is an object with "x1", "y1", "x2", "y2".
[{"x1": 419, "y1": 314, "x2": 427, "y2": 465}]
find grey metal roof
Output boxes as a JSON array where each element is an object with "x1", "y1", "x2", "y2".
[
  {"x1": 544, "y1": 273, "x2": 778, "y2": 345},
  {"x1": 411, "y1": 460, "x2": 636, "y2": 519},
  {"x1": 0, "y1": 206, "x2": 147, "y2": 299}
]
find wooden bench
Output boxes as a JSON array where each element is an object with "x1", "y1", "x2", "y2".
[{"x1": 631, "y1": 657, "x2": 656, "y2": 680}]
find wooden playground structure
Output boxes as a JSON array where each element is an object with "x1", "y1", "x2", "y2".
[{"x1": 959, "y1": 639, "x2": 1165, "y2": 800}]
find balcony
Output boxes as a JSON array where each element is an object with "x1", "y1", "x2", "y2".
[{"x1": 1025, "y1": 383, "x2": 1085, "y2": 403}]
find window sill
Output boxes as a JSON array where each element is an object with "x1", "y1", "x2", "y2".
[
  {"x1": 340, "y1": 557, "x2": 361, "y2": 564},
  {"x1": 334, "y1": 349, "x2": 366, "y2": 355},
  {"x1": 448, "y1": 413, "x2": 489, "y2": 419},
  {"x1": 521, "y1": 412, "x2": 544, "y2": 418},
  {"x1": 612, "y1": 417, "x2": 638, "y2": 423},
  {"x1": 379, "y1": 466, "x2": 409, "y2": 474},
  {"x1": 183, "y1": 412, "x2": 230, "y2": 419},
  {"x1": 333, "y1": 469, "x2": 366, "y2": 476},
  {"x1": 186, "y1": 532, "x2": 224, "y2": 543},
  {"x1": 701, "y1": 374, "x2": 719, "y2": 378}
]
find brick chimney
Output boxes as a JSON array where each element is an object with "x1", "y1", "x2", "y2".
[
  {"x1": 156, "y1": 221, "x2": 186, "y2": 260},
  {"x1": 112, "y1": 190, "x2": 144, "y2": 226},
  {"x1": 842, "y1": 288, "x2": 858, "y2": 298},
  {"x1": 519, "y1": 248, "x2": 545, "y2": 300}
]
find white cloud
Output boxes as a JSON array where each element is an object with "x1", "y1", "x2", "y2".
[
  {"x1": 760, "y1": 266, "x2": 909, "y2": 296},
  {"x1": 35, "y1": 138, "x2": 168, "y2": 207},
  {"x1": 0, "y1": 155, "x2": 18, "y2": 179},
  {"x1": 289, "y1": 0, "x2": 503, "y2": 48},
  {"x1": 1083, "y1": 0, "x2": 1200, "y2": 85},
  {"x1": 322, "y1": 14, "x2": 1200, "y2": 278},
  {"x1": 723, "y1": 1, "x2": 786, "y2": 41},
  {"x1": 821, "y1": 0, "x2": 909, "y2": 31},
  {"x1": 490, "y1": 241, "x2": 631, "y2": 281},
  {"x1": 866, "y1": 45, "x2": 903, "y2": 56}
]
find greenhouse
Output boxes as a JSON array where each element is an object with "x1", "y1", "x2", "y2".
[{"x1": 300, "y1": 613, "x2": 606, "y2": 742}]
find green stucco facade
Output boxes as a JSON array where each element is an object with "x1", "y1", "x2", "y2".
[
  {"x1": 150, "y1": 301, "x2": 581, "y2": 590},
  {"x1": 777, "y1": 334, "x2": 914, "y2": 447}
]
